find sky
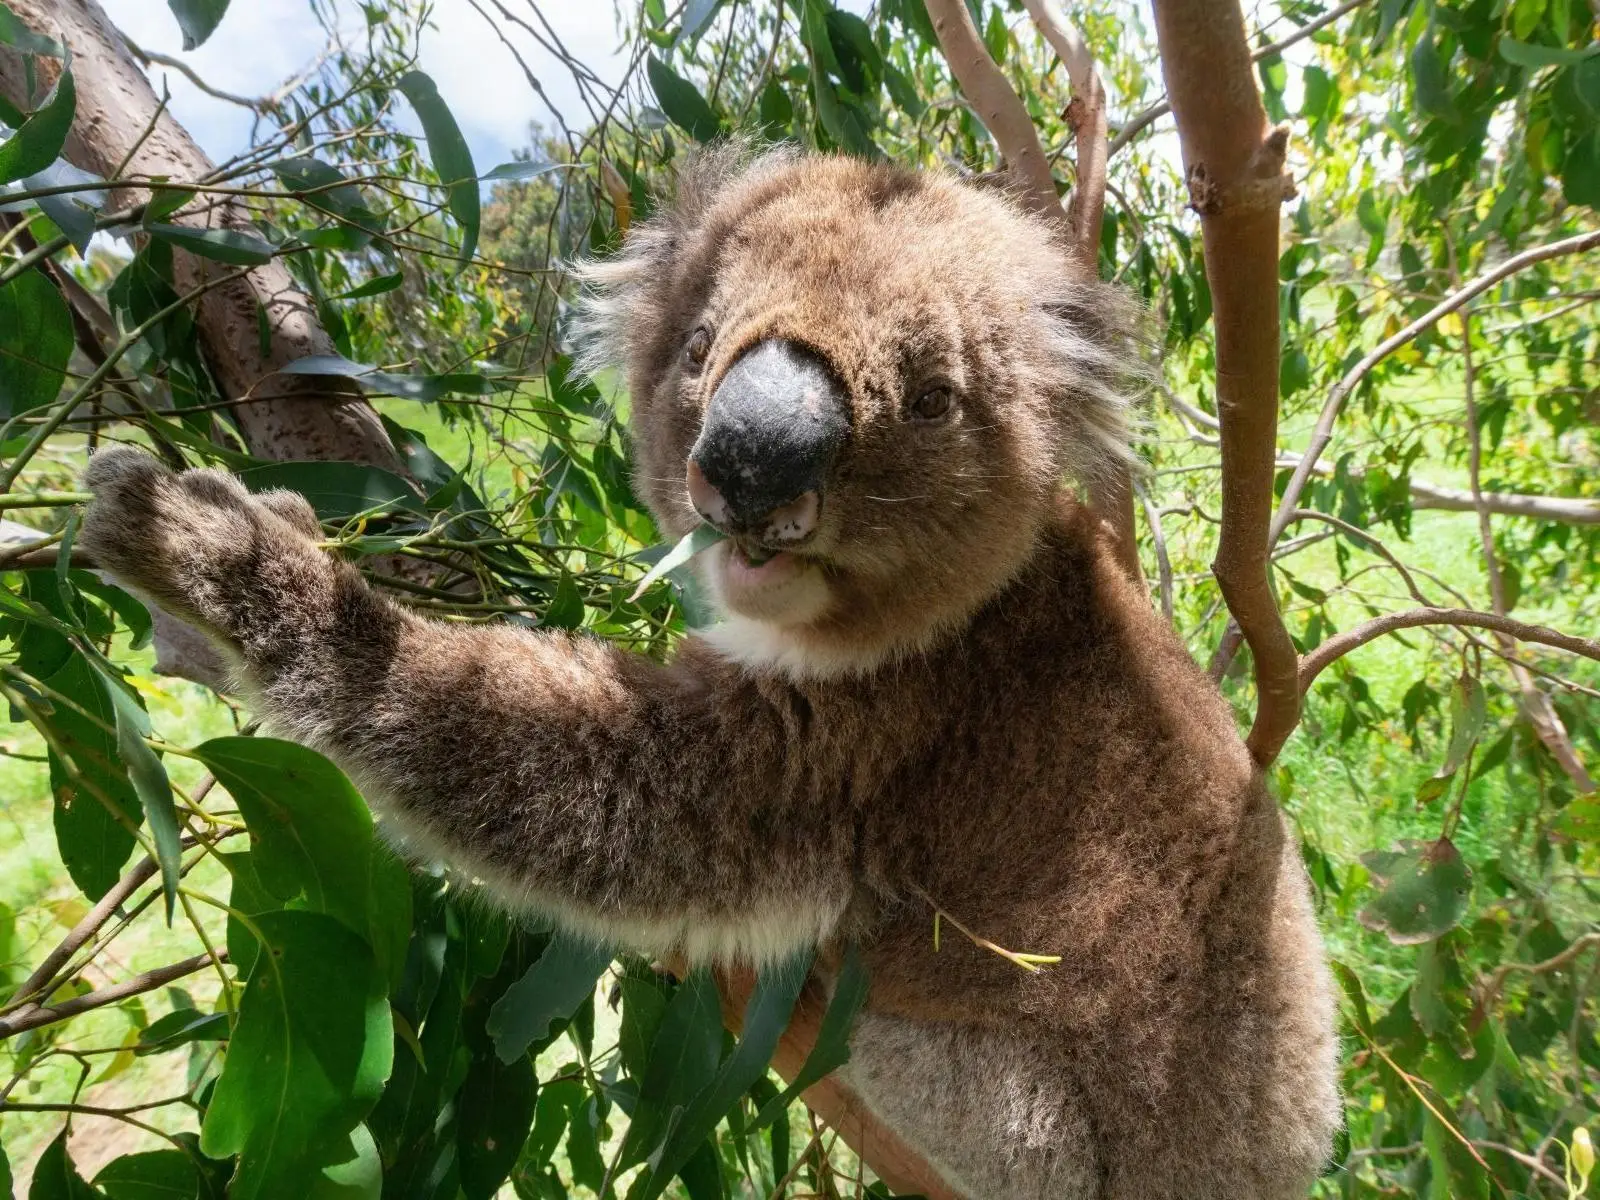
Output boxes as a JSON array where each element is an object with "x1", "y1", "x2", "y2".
[{"x1": 98, "y1": 0, "x2": 637, "y2": 175}]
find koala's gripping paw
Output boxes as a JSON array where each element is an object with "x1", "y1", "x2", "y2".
[{"x1": 81, "y1": 448, "x2": 332, "y2": 649}]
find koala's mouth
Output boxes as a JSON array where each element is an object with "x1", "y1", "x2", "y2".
[{"x1": 712, "y1": 537, "x2": 832, "y2": 624}]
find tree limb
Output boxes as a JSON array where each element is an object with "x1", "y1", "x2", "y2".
[
  {"x1": 1149, "y1": 0, "x2": 1300, "y2": 764},
  {"x1": 1209, "y1": 227, "x2": 1600, "y2": 684},
  {"x1": 1019, "y1": 0, "x2": 1107, "y2": 266},
  {"x1": 0, "y1": 951, "x2": 224, "y2": 1040},
  {"x1": 1298, "y1": 608, "x2": 1600, "y2": 694},
  {"x1": 1109, "y1": 0, "x2": 1371, "y2": 157}
]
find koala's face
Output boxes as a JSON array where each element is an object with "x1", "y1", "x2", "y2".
[{"x1": 579, "y1": 149, "x2": 1138, "y2": 675}]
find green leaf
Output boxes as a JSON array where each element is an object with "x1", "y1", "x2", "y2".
[
  {"x1": 29, "y1": 1132, "x2": 101, "y2": 1199},
  {"x1": 751, "y1": 943, "x2": 868, "y2": 1129},
  {"x1": 145, "y1": 223, "x2": 274, "y2": 266},
  {"x1": 0, "y1": 62, "x2": 74, "y2": 186},
  {"x1": 882, "y1": 63, "x2": 925, "y2": 118},
  {"x1": 486, "y1": 932, "x2": 613, "y2": 1063},
  {"x1": 1410, "y1": 25, "x2": 1453, "y2": 120},
  {"x1": 0, "y1": 266, "x2": 72, "y2": 420},
  {"x1": 637, "y1": 953, "x2": 813, "y2": 1199},
  {"x1": 457, "y1": 1047, "x2": 538, "y2": 1198},
  {"x1": 270, "y1": 157, "x2": 370, "y2": 219},
  {"x1": 541, "y1": 572, "x2": 585, "y2": 630},
  {"x1": 479, "y1": 160, "x2": 570, "y2": 183},
  {"x1": 94, "y1": 1150, "x2": 203, "y2": 1200},
  {"x1": 678, "y1": 0, "x2": 721, "y2": 42},
  {"x1": 397, "y1": 71, "x2": 479, "y2": 266},
  {"x1": 276, "y1": 352, "x2": 496, "y2": 403},
  {"x1": 307, "y1": 1124, "x2": 381, "y2": 1200},
  {"x1": 620, "y1": 969, "x2": 724, "y2": 1166},
  {"x1": 1415, "y1": 673, "x2": 1485, "y2": 802},
  {"x1": 0, "y1": 6, "x2": 63, "y2": 55},
  {"x1": 135, "y1": 1008, "x2": 230, "y2": 1056},
  {"x1": 236, "y1": 460, "x2": 424, "y2": 520},
  {"x1": 330, "y1": 272, "x2": 403, "y2": 301},
  {"x1": 42, "y1": 650, "x2": 140, "y2": 901},
  {"x1": 91, "y1": 661, "x2": 181, "y2": 922},
  {"x1": 1498, "y1": 37, "x2": 1599, "y2": 68},
  {"x1": 647, "y1": 56, "x2": 722, "y2": 143},
  {"x1": 195, "y1": 738, "x2": 411, "y2": 988},
  {"x1": 166, "y1": 0, "x2": 230, "y2": 50},
  {"x1": 199, "y1": 911, "x2": 393, "y2": 1200},
  {"x1": 1359, "y1": 838, "x2": 1472, "y2": 944},
  {"x1": 629, "y1": 525, "x2": 726, "y2": 601},
  {"x1": 0, "y1": 1138, "x2": 9, "y2": 1200}
]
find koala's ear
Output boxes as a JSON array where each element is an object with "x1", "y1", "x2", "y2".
[
  {"x1": 568, "y1": 140, "x2": 794, "y2": 380},
  {"x1": 1035, "y1": 282, "x2": 1154, "y2": 484}
]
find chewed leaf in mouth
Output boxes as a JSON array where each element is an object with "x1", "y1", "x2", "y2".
[
  {"x1": 741, "y1": 545, "x2": 776, "y2": 567},
  {"x1": 629, "y1": 524, "x2": 727, "y2": 601}
]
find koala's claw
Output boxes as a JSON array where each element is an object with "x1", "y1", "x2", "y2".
[{"x1": 80, "y1": 448, "x2": 331, "y2": 646}]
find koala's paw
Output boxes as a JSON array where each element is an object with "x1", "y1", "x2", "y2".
[{"x1": 81, "y1": 448, "x2": 331, "y2": 643}]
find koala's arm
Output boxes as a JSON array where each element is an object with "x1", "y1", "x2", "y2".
[{"x1": 79, "y1": 450, "x2": 854, "y2": 964}]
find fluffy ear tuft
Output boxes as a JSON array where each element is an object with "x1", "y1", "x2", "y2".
[
  {"x1": 567, "y1": 140, "x2": 797, "y2": 381},
  {"x1": 1035, "y1": 281, "x2": 1156, "y2": 486}
]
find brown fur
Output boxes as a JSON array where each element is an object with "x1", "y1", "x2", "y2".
[{"x1": 80, "y1": 149, "x2": 1340, "y2": 1198}]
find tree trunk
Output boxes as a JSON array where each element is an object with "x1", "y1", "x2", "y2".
[{"x1": 0, "y1": 0, "x2": 398, "y2": 472}]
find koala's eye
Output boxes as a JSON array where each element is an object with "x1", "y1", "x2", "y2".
[
  {"x1": 684, "y1": 326, "x2": 712, "y2": 370},
  {"x1": 909, "y1": 385, "x2": 954, "y2": 423}
]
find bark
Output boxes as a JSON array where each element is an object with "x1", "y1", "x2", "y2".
[
  {"x1": 0, "y1": 0, "x2": 398, "y2": 473},
  {"x1": 1149, "y1": 0, "x2": 1301, "y2": 764},
  {"x1": 1, "y1": 0, "x2": 403, "y2": 683}
]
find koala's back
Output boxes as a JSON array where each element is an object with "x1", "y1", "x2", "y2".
[{"x1": 731, "y1": 500, "x2": 1341, "y2": 1197}]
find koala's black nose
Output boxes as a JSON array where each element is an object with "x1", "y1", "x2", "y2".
[{"x1": 687, "y1": 339, "x2": 848, "y2": 541}]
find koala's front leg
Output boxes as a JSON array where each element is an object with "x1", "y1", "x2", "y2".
[
  {"x1": 80, "y1": 449, "x2": 856, "y2": 966},
  {"x1": 79, "y1": 447, "x2": 351, "y2": 676}
]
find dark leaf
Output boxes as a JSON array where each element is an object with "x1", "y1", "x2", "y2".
[
  {"x1": 487, "y1": 932, "x2": 613, "y2": 1063},
  {"x1": 94, "y1": 1150, "x2": 203, "y2": 1200},
  {"x1": 42, "y1": 650, "x2": 140, "y2": 900},
  {"x1": 0, "y1": 61, "x2": 74, "y2": 186},
  {"x1": 330, "y1": 272, "x2": 404, "y2": 301},
  {"x1": 1359, "y1": 839, "x2": 1472, "y2": 944},
  {"x1": 29, "y1": 1132, "x2": 101, "y2": 1199},
  {"x1": 166, "y1": 0, "x2": 230, "y2": 50},
  {"x1": 88, "y1": 661, "x2": 181, "y2": 921},
  {"x1": 236, "y1": 460, "x2": 424, "y2": 520},
  {"x1": 637, "y1": 953, "x2": 813, "y2": 1199},
  {"x1": 647, "y1": 56, "x2": 722, "y2": 143},
  {"x1": 457, "y1": 1048, "x2": 538, "y2": 1198},
  {"x1": 135, "y1": 1008, "x2": 230, "y2": 1056},
  {"x1": 751, "y1": 943, "x2": 868, "y2": 1128},
  {"x1": 0, "y1": 266, "x2": 71, "y2": 420},
  {"x1": 397, "y1": 71, "x2": 479, "y2": 266},
  {"x1": 145, "y1": 223, "x2": 274, "y2": 266}
]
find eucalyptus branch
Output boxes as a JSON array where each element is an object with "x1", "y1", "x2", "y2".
[
  {"x1": 0, "y1": 951, "x2": 225, "y2": 1041},
  {"x1": 1298, "y1": 609, "x2": 1600, "y2": 694},
  {"x1": 1109, "y1": 0, "x2": 1371, "y2": 157}
]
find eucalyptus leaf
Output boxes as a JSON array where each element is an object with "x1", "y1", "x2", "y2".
[
  {"x1": 0, "y1": 266, "x2": 72, "y2": 420},
  {"x1": 397, "y1": 71, "x2": 479, "y2": 266},
  {"x1": 166, "y1": 0, "x2": 230, "y2": 50},
  {"x1": 1359, "y1": 839, "x2": 1472, "y2": 944},
  {"x1": 199, "y1": 911, "x2": 392, "y2": 1199},
  {"x1": 486, "y1": 932, "x2": 614, "y2": 1063},
  {"x1": 0, "y1": 61, "x2": 74, "y2": 186}
]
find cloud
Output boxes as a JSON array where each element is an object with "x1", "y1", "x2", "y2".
[{"x1": 93, "y1": 1, "x2": 631, "y2": 173}]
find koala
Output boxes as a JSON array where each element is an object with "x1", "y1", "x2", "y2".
[{"x1": 80, "y1": 147, "x2": 1341, "y2": 1199}]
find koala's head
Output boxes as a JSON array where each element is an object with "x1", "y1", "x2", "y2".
[{"x1": 576, "y1": 146, "x2": 1144, "y2": 677}]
